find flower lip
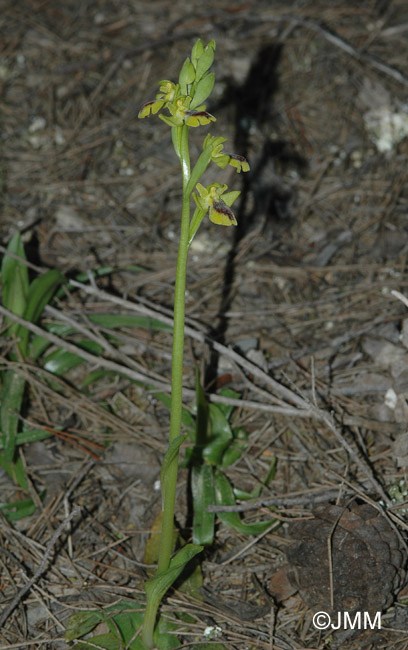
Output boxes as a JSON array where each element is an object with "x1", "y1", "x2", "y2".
[{"x1": 210, "y1": 199, "x2": 237, "y2": 226}]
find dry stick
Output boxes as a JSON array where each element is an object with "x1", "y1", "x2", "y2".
[
  {"x1": 44, "y1": 303, "x2": 166, "y2": 381},
  {"x1": 0, "y1": 507, "x2": 81, "y2": 627},
  {"x1": 0, "y1": 304, "x2": 310, "y2": 418},
  {"x1": 207, "y1": 488, "x2": 358, "y2": 513},
  {"x1": 0, "y1": 304, "x2": 171, "y2": 390},
  {"x1": 278, "y1": 15, "x2": 408, "y2": 87},
  {"x1": 0, "y1": 294, "x2": 390, "y2": 502},
  {"x1": 68, "y1": 280, "x2": 312, "y2": 410}
]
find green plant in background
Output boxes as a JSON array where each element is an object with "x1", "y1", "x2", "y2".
[
  {"x1": 0, "y1": 237, "x2": 173, "y2": 521},
  {"x1": 0, "y1": 232, "x2": 64, "y2": 490},
  {"x1": 187, "y1": 372, "x2": 276, "y2": 547}
]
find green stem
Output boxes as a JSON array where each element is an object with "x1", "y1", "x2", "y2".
[
  {"x1": 158, "y1": 124, "x2": 190, "y2": 574},
  {"x1": 142, "y1": 124, "x2": 191, "y2": 649}
]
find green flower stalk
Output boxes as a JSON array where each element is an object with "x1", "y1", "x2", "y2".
[{"x1": 138, "y1": 38, "x2": 249, "y2": 649}]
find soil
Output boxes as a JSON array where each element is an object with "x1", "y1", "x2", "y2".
[{"x1": 1, "y1": 1, "x2": 408, "y2": 648}]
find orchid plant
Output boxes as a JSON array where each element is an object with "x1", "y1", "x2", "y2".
[{"x1": 138, "y1": 38, "x2": 249, "y2": 648}]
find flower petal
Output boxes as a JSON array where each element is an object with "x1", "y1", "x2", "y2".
[
  {"x1": 209, "y1": 200, "x2": 237, "y2": 226},
  {"x1": 227, "y1": 153, "x2": 250, "y2": 173},
  {"x1": 138, "y1": 100, "x2": 165, "y2": 118},
  {"x1": 185, "y1": 110, "x2": 216, "y2": 127}
]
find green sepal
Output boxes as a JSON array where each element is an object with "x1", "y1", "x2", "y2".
[
  {"x1": 221, "y1": 190, "x2": 241, "y2": 207},
  {"x1": 160, "y1": 113, "x2": 180, "y2": 127}
]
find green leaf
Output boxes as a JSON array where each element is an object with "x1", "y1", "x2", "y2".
[
  {"x1": 154, "y1": 616, "x2": 180, "y2": 650},
  {"x1": 0, "y1": 451, "x2": 28, "y2": 489},
  {"x1": 214, "y1": 469, "x2": 273, "y2": 535},
  {"x1": 154, "y1": 391, "x2": 195, "y2": 429},
  {"x1": 29, "y1": 334, "x2": 53, "y2": 361},
  {"x1": 64, "y1": 610, "x2": 102, "y2": 642},
  {"x1": 67, "y1": 600, "x2": 146, "y2": 649},
  {"x1": 0, "y1": 427, "x2": 52, "y2": 449},
  {"x1": 80, "y1": 369, "x2": 119, "y2": 389},
  {"x1": 190, "y1": 72, "x2": 215, "y2": 109},
  {"x1": 160, "y1": 434, "x2": 188, "y2": 485},
  {"x1": 70, "y1": 634, "x2": 121, "y2": 650},
  {"x1": 87, "y1": 313, "x2": 171, "y2": 332},
  {"x1": 216, "y1": 387, "x2": 240, "y2": 419},
  {"x1": 24, "y1": 269, "x2": 65, "y2": 325},
  {"x1": 192, "y1": 464, "x2": 215, "y2": 545},
  {"x1": 1, "y1": 232, "x2": 29, "y2": 315},
  {"x1": 1, "y1": 369, "x2": 26, "y2": 463},
  {"x1": 195, "y1": 367, "x2": 209, "y2": 448},
  {"x1": 43, "y1": 340, "x2": 103, "y2": 375},
  {"x1": 56, "y1": 264, "x2": 146, "y2": 299},
  {"x1": 201, "y1": 404, "x2": 232, "y2": 465},
  {"x1": 188, "y1": 207, "x2": 206, "y2": 246},
  {"x1": 145, "y1": 543, "x2": 203, "y2": 607},
  {"x1": 189, "y1": 643, "x2": 228, "y2": 650},
  {"x1": 0, "y1": 494, "x2": 38, "y2": 521},
  {"x1": 17, "y1": 269, "x2": 65, "y2": 357},
  {"x1": 220, "y1": 427, "x2": 247, "y2": 468},
  {"x1": 177, "y1": 560, "x2": 204, "y2": 600},
  {"x1": 185, "y1": 145, "x2": 214, "y2": 199},
  {"x1": 233, "y1": 456, "x2": 276, "y2": 500}
]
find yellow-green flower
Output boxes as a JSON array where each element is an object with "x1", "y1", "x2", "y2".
[
  {"x1": 138, "y1": 80, "x2": 179, "y2": 118},
  {"x1": 157, "y1": 80, "x2": 177, "y2": 103},
  {"x1": 203, "y1": 134, "x2": 250, "y2": 172},
  {"x1": 139, "y1": 89, "x2": 215, "y2": 128},
  {"x1": 193, "y1": 182, "x2": 240, "y2": 226},
  {"x1": 138, "y1": 100, "x2": 165, "y2": 118}
]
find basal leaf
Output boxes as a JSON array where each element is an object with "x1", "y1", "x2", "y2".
[
  {"x1": 145, "y1": 544, "x2": 203, "y2": 607},
  {"x1": 192, "y1": 464, "x2": 215, "y2": 545},
  {"x1": 214, "y1": 469, "x2": 273, "y2": 535}
]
